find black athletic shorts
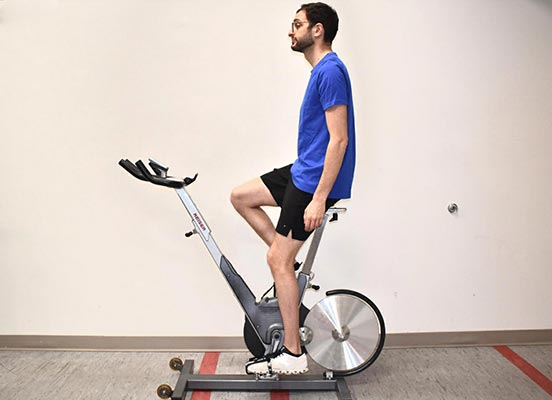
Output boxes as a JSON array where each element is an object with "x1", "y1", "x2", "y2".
[{"x1": 260, "y1": 164, "x2": 339, "y2": 241}]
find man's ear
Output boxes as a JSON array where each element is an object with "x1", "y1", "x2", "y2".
[{"x1": 313, "y1": 23, "x2": 324, "y2": 39}]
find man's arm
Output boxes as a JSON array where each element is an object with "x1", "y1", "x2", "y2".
[{"x1": 303, "y1": 104, "x2": 348, "y2": 232}]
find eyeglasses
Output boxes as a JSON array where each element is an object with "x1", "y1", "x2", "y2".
[{"x1": 291, "y1": 20, "x2": 310, "y2": 32}]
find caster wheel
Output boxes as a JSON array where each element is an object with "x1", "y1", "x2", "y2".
[
  {"x1": 157, "y1": 383, "x2": 173, "y2": 399},
  {"x1": 169, "y1": 357, "x2": 183, "y2": 371}
]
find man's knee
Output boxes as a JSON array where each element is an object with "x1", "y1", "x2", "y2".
[
  {"x1": 230, "y1": 186, "x2": 244, "y2": 210},
  {"x1": 267, "y1": 246, "x2": 285, "y2": 275},
  {"x1": 230, "y1": 183, "x2": 254, "y2": 212},
  {"x1": 267, "y1": 237, "x2": 297, "y2": 276},
  {"x1": 230, "y1": 178, "x2": 275, "y2": 211}
]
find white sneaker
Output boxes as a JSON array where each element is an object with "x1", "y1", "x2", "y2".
[{"x1": 245, "y1": 347, "x2": 309, "y2": 375}]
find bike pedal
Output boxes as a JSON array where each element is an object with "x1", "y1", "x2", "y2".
[{"x1": 256, "y1": 372, "x2": 280, "y2": 381}]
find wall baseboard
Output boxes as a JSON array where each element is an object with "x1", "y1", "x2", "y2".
[
  {"x1": 1, "y1": 330, "x2": 551, "y2": 351},
  {"x1": 385, "y1": 329, "x2": 552, "y2": 348}
]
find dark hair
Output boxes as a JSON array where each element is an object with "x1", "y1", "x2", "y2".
[{"x1": 298, "y1": 3, "x2": 339, "y2": 44}]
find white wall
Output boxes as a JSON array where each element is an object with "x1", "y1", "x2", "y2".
[{"x1": 1, "y1": 0, "x2": 551, "y2": 337}]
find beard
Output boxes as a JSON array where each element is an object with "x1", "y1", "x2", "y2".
[{"x1": 291, "y1": 34, "x2": 314, "y2": 53}]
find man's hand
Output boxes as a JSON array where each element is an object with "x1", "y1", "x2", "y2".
[{"x1": 304, "y1": 198, "x2": 326, "y2": 232}]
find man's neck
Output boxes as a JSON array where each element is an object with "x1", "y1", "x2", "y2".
[{"x1": 303, "y1": 44, "x2": 333, "y2": 68}]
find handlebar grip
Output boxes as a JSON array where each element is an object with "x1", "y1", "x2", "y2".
[
  {"x1": 184, "y1": 173, "x2": 198, "y2": 186},
  {"x1": 135, "y1": 160, "x2": 185, "y2": 189},
  {"x1": 135, "y1": 160, "x2": 154, "y2": 180},
  {"x1": 119, "y1": 158, "x2": 188, "y2": 189},
  {"x1": 149, "y1": 159, "x2": 169, "y2": 178},
  {"x1": 119, "y1": 159, "x2": 148, "y2": 181}
]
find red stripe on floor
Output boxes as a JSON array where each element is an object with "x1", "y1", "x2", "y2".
[
  {"x1": 198, "y1": 352, "x2": 220, "y2": 374},
  {"x1": 271, "y1": 391, "x2": 290, "y2": 400},
  {"x1": 191, "y1": 352, "x2": 220, "y2": 400},
  {"x1": 494, "y1": 345, "x2": 552, "y2": 396}
]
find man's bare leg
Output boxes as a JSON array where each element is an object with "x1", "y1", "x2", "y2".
[
  {"x1": 232, "y1": 178, "x2": 304, "y2": 353},
  {"x1": 230, "y1": 178, "x2": 277, "y2": 246},
  {"x1": 267, "y1": 232, "x2": 305, "y2": 354}
]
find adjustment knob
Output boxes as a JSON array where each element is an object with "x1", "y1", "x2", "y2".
[{"x1": 185, "y1": 229, "x2": 197, "y2": 237}]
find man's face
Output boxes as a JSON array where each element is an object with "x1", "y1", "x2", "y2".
[{"x1": 289, "y1": 10, "x2": 314, "y2": 53}]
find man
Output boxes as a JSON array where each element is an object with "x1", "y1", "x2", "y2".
[{"x1": 230, "y1": 2, "x2": 355, "y2": 375}]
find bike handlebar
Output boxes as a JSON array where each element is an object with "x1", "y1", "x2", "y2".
[{"x1": 118, "y1": 159, "x2": 197, "y2": 189}]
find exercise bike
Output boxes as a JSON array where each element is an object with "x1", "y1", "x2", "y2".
[{"x1": 119, "y1": 158, "x2": 385, "y2": 400}]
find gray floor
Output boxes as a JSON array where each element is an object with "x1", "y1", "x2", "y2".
[{"x1": 0, "y1": 346, "x2": 551, "y2": 399}]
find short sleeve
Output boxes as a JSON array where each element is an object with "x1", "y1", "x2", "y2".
[{"x1": 317, "y1": 65, "x2": 348, "y2": 111}]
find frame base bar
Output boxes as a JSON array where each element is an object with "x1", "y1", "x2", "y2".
[{"x1": 169, "y1": 360, "x2": 352, "y2": 400}]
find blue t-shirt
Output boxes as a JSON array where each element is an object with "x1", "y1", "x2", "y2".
[{"x1": 290, "y1": 52, "x2": 356, "y2": 199}]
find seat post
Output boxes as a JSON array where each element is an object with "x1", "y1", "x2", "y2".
[{"x1": 300, "y1": 207, "x2": 346, "y2": 276}]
